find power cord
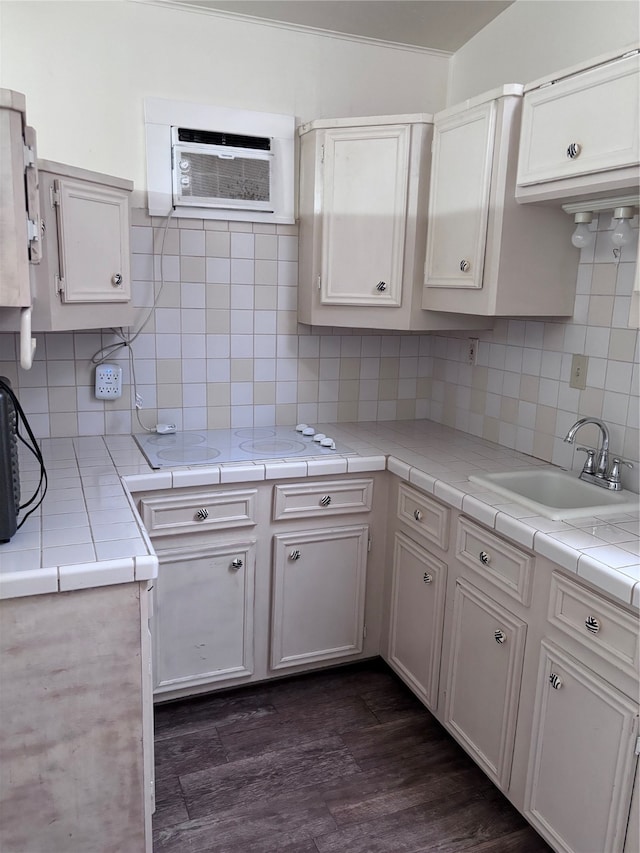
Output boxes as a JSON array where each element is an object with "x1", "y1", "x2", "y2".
[{"x1": 90, "y1": 209, "x2": 174, "y2": 432}]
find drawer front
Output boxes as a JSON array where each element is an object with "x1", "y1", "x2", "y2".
[
  {"x1": 548, "y1": 572, "x2": 640, "y2": 679},
  {"x1": 518, "y1": 54, "x2": 640, "y2": 186},
  {"x1": 456, "y1": 517, "x2": 533, "y2": 606},
  {"x1": 273, "y1": 478, "x2": 373, "y2": 521},
  {"x1": 397, "y1": 482, "x2": 449, "y2": 550},
  {"x1": 140, "y1": 489, "x2": 257, "y2": 537}
]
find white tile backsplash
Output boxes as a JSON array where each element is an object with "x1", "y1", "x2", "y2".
[{"x1": 1, "y1": 211, "x2": 637, "y2": 492}]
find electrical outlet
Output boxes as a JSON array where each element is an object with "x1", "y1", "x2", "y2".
[
  {"x1": 569, "y1": 354, "x2": 588, "y2": 390},
  {"x1": 95, "y1": 364, "x2": 123, "y2": 400},
  {"x1": 467, "y1": 338, "x2": 479, "y2": 366}
]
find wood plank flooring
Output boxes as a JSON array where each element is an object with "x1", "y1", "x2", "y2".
[{"x1": 153, "y1": 659, "x2": 552, "y2": 853}]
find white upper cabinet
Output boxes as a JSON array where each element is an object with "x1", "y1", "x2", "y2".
[
  {"x1": 27, "y1": 161, "x2": 134, "y2": 331},
  {"x1": 424, "y1": 101, "x2": 496, "y2": 291},
  {"x1": 516, "y1": 47, "x2": 640, "y2": 203},
  {"x1": 298, "y1": 115, "x2": 491, "y2": 332},
  {"x1": 423, "y1": 86, "x2": 579, "y2": 316},
  {"x1": 320, "y1": 123, "x2": 409, "y2": 309}
]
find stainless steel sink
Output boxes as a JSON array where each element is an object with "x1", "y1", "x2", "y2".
[{"x1": 468, "y1": 469, "x2": 640, "y2": 520}]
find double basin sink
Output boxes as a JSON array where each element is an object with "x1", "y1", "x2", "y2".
[{"x1": 469, "y1": 468, "x2": 639, "y2": 521}]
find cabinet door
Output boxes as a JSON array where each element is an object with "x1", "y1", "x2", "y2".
[
  {"x1": 425, "y1": 101, "x2": 496, "y2": 290},
  {"x1": 444, "y1": 578, "x2": 526, "y2": 790},
  {"x1": 54, "y1": 177, "x2": 130, "y2": 303},
  {"x1": 525, "y1": 641, "x2": 639, "y2": 853},
  {"x1": 320, "y1": 125, "x2": 409, "y2": 307},
  {"x1": 153, "y1": 541, "x2": 256, "y2": 694},
  {"x1": 388, "y1": 531, "x2": 447, "y2": 710},
  {"x1": 518, "y1": 53, "x2": 640, "y2": 186},
  {"x1": 271, "y1": 525, "x2": 368, "y2": 670}
]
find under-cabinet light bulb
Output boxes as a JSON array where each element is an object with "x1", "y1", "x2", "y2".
[
  {"x1": 611, "y1": 216, "x2": 633, "y2": 248},
  {"x1": 571, "y1": 222, "x2": 594, "y2": 249}
]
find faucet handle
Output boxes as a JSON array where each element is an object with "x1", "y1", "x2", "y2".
[
  {"x1": 576, "y1": 446, "x2": 597, "y2": 475},
  {"x1": 609, "y1": 457, "x2": 633, "y2": 486}
]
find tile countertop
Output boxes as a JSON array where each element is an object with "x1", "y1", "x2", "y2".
[{"x1": 1, "y1": 421, "x2": 638, "y2": 608}]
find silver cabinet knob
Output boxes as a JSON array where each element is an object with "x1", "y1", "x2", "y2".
[
  {"x1": 423, "y1": 572, "x2": 433, "y2": 584},
  {"x1": 566, "y1": 142, "x2": 582, "y2": 159},
  {"x1": 413, "y1": 509, "x2": 423, "y2": 522},
  {"x1": 479, "y1": 551, "x2": 490, "y2": 565},
  {"x1": 111, "y1": 273, "x2": 123, "y2": 287},
  {"x1": 289, "y1": 550, "x2": 301, "y2": 561},
  {"x1": 231, "y1": 558, "x2": 243, "y2": 570},
  {"x1": 585, "y1": 615, "x2": 600, "y2": 635},
  {"x1": 195, "y1": 507, "x2": 209, "y2": 521},
  {"x1": 320, "y1": 495, "x2": 332, "y2": 507},
  {"x1": 376, "y1": 281, "x2": 387, "y2": 291},
  {"x1": 494, "y1": 629, "x2": 506, "y2": 645},
  {"x1": 459, "y1": 260, "x2": 471, "y2": 273},
  {"x1": 549, "y1": 673, "x2": 563, "y2": 690}
]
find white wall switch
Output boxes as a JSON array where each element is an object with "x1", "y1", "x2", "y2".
[
  {"x1": 569, "y1": 354, "x2": 588, "y2": 390},
  {"x1": 95, "y1": 364, "x2": 123, "y2": 399}
]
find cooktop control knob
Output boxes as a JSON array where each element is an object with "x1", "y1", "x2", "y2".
[
  {"x1": 296, "y1": 423, "x2": 308, "y2": 432},
  {"x1": 321, "y1": 437, "x2": 336, "y2": 448},
  {"x1": 302, "y1": 427, "x2": 315, "y2": 436},
  {"x1": 313, "y1": 433, "x2": 326, "y2": 442}
]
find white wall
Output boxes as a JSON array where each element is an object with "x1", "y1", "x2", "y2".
[
  {"x1": 0, "y1": 0, "x2": 447, "y2": 193},
  {"x1": 449, "y1": 0, "x2": 640, "y2": 103}
]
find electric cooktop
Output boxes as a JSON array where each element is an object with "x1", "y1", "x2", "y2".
[{"x1": 134, "y1": 426, "x2": 355, "y2": 469}]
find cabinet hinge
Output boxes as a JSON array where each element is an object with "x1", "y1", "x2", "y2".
[
  {"x1": 320, "y1": 144, "x2": 325, "y2": 164},
  {"x1": 363, "y1": 624, "x2": 367, "y2": 640},
  {"x1": 23, "y1": 143, "x2": 35, "y2": 170},
  {"x1": 317, "y1": 275, "x2": 321, "y2": 290},
  {"x1": 367, "y1": 535, "x2": 372, "y2": 552},
  {"x1": 55, "y1": 274, "x2": 65, "y2": 298},
  {"x1": 26, "y1": 218, "x2": 39, "y2": 244},
  {"x1": 50, "y1": 185, "x2": 61, "y2": 208},
  {"x1": 635, "y1": 736, "x2": 640, "y2": 756}
]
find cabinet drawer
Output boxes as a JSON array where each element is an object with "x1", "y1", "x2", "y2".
[
  {"x1": 548, "y1": 572, "x2": 640, "y2": 679},
  {"x1": 139, "y1": 489, "x2": 257, "y2": 537},
  {"x1": 272, "y1": 479, "x2": 373, "y2": 521},
  {"x1": 397, "y1": 482, "x2": 449, "y2": 550},
  {"x1": 517, "y1": 53, "x2": 640, "y2": 186},
  {"x1": 456, "y1": 517, "x2": 533, "y2": 606}
]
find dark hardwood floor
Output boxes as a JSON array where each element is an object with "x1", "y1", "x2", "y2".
[{"x1": 153, "y1": 659, "x2": 552, "y2": 853}]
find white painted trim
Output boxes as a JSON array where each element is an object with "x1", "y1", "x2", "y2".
[{"x1": 131, "y1": 0, "x2": 453, "y2": 57}]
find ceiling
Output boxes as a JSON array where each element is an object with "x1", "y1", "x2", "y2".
[{"x1": 160, "y1": 1, "x2": 515, "y2": 52}]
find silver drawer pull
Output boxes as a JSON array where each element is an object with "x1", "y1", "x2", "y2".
[
  {"x1": 423, "y1": 572, "x2": 433, "y2": 584},
  {"x1": 289, "y1": 550, "x2": 301, "y2": 561},
  {"x1": 413, "y1": 509, "x2": 423, "y2": 522},
  {"x1": 376, "y1": 281, "x2": 387, "y2": 291},
  {"x1": 479, "y1": 550, "x2": 490, "y2": 565},
  {"x1": 566, "y1": 142, "x2": 582, "y2": 159},
  {"x1": 549, "y1": 673, "x2": 563, "y2": 690},
  {"x1": 231, "y1": 558, "x2": 243, "y2": 570},
  {"x1": 494, "y1": 629, "x2": 506, "y2": 645},
  {"x1": 459, "y1": 260, "x2": 471, "y2": 273},
  {"x1": 195, "y1": 507, "x2": 209, "y2": 521},
  {"x1": 320, "y1": 495, "x2": 332, "y2": 507},
  {"x1": 111, "y1": 273, "x2": 123, "y2": 287},
  {"x1": 585, "y1": 615, "x2": 601, "y2": 635}
]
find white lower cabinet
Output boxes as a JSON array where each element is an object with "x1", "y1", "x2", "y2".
[
  {"x1": 153, "y1": 540, "x2": 256, "y2": 695},
  {"x1": 444, "y1": 578, "x2": 527, "y2": 790},
  {"x1": 387, "y1": 531, "x2": 447, "y2": 710},
  {"x1": 525, "y1": 641, "x2": 638, "y2": 853},
  {"x1": 270, "y1": 525, "x2": 369, "y2": 670}
]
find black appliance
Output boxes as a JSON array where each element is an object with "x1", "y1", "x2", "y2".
[{"x1": 0, "y1": 377, "x2": 47, "y2": 543}]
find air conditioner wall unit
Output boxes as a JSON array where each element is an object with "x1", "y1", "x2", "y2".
[{"x1": 144, "y1": 98, "x2": 295, "y2": 224}]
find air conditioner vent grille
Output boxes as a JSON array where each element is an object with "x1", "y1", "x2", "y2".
[
  {"x1": 178, "y1": 151, "x2": 270, "y2": 204},
  {"x1": 177, "y1": 127, "x2": 271, "y2": 151}
]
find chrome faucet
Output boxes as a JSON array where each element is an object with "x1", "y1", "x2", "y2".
[{"x1": 563, "y1": 417, "x2": 632, "y2": 491}]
